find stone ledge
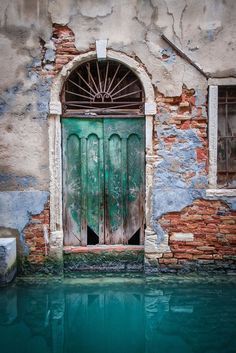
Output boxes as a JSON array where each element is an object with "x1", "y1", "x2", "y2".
[
  {"x1": 206, "y1": 189, "x2": 236, "y2": 197},
  {"x1": 64, "y1": 245, "x2": 144, "y2": 254}
]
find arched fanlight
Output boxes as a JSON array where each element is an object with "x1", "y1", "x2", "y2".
[{"x1": 62, "y1": 60, "x2": 144, "y2": 116}]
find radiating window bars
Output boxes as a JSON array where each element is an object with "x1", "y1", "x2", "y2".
[{"x1": 62, "y1": 60, "x2": 145, "y2": 117}]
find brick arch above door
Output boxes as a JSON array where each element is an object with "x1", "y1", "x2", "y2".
[{"x1": 48, "y1": 49, "x2": 159, "y2": 260}]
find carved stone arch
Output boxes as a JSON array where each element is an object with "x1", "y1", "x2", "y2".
[{"x1": 48, "y1": 49, "x2": 157, "y2": 259}]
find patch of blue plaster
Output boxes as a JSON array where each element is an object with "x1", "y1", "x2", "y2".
[
  {"x1": 0, "y1": 82, "x2": 23, "y2": 116},
  {"x1": 44, "y1": 48, "x2": 55, "y2": 62},
  {"x1": 223, "y1": 197, "x2": 236, "y2": 210},
  {"x1": 189, "y1": 175, "x2": 208, "y2": 189},
  {"x1": 32, "y1": 58, "x2": 42, "y2": 68},
  {"x1": 44, "y1": 64, "x2": 54, "y2": 71},
  {"x1": 153, "y1": 123, "x2": 209, "y2": 242},
  {"x1": 207, "y1": 29, "x2": 215, "y2": 42},
  {"x1": 0, "y1": 174, "x2": 37, "y2": 189},
  {"x1": 194, "y1": 89, "x2": 206, "y2": 106},
  {"x1": 157, "y1": 126, "x2": 202, "y2": 144},
  {"x1": 154, "y1": 223, "x2": 167, "y2": 244},
  {"x1": 152, "y1": 188, "x2": 206, "y2": 243},
  {"x1": 0, "y1": 191, "x2": 49, "y2": 254},
  {"x1": 156, "y1": 108, "x2": 170, "y2": 123},
  {"x1": 28, "y1": 71, "x2": 40, "y2": 83},
  {"x1": 155, "y1": 126, "x2": 207, "y2": 189},
  {"x1": 160, "y1": 47, "x2": 176, "y2": 64},
  {"x1": 153, "y1": 188, "x2": 206, "y2": 220},
  {"x1": 205, "y1": 194, "x2": 236, "y2": 211},
  {"x1": 29, "y1": 76, "x2": 51, "y2": 119},
  {"x1": 26, "y1": 56, "x2": 52, "y2": 119}
]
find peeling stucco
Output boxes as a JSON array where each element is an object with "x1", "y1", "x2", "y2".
[
  {"x1": 0, "y1": 1, "x2": 235, "y2": 194},
  {"x1": 0, "y1": 191, "x2": 49, "y2": 253},
  {"x1": 0, "y1": 0, "x2": 236, "y2": 269}
]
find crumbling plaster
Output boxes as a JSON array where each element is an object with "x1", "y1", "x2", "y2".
[
  {"x1": 0, "y1": 1, "x2": 235, "y2": 192},
  {"x1": 0, "y1": 191, "x2": 49, "y2": 255},
  {"x1": 0, "y1": 0, "x2": 236, "y2": 265}
]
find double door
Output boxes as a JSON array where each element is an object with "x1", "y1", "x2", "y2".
[{"x1": 62, "y1": 117, "x2": 145, "y2": 246}]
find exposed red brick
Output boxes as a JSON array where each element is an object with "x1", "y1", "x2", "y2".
[
  {"x1": 196, "y1": 148, "x2": 207, "y2": 161},
  {"x1": 23, "y1": 202, "x2": 50, "y2": 264},
  {"x1": 159, "y1": 199, "x2": 236, "y2": 268}
]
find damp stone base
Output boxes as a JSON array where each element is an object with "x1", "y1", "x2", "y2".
[
  {"x1": 63, "y1": 246, "x2": 144, "y2": 273},
  {"x1": 145, "y1": 256, "x2": 236, "y2": 275},
  {"x1": 0, "y1": 238, "x2": 17, "y2": 285}
]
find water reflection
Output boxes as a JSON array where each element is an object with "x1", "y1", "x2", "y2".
[{"x1": 0, "y1": 277, "x2": 236, "y2": 353}]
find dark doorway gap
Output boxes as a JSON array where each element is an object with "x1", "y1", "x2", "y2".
[
  {"x1": 128, "y1": 229, "x2": 140, "y2": 245},
  {"x1": 87, "y1": 226, "x2": 99, "y2": 245}
]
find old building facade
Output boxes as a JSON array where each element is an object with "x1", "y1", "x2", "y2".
[{"x1": 0, "y1": 0, "x2": 236, "y2": 274}]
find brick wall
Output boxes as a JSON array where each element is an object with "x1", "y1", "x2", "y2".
[
  {"x1": 23, "y1": 202, "x2": 50, "y2": 264},
  {"x1": 154, "y1": 86, "x2": 208, "y2": 189},
  {"x1": 53, "y1": 24, "x2": 80, "y2": 73},
  {"x1": 158, "y1": 200, "x2": 236, "y2": 273},
  {"x1": 22, "y1": 25, "x2": 78, "y2": 268},
  {"x1": 35, "y1": 24, "x2": 235, "y2": 273}
]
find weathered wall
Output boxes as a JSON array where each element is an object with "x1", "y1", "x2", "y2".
[{"x1": 0, "y1": 0, "x2": 236, "y2": 272}]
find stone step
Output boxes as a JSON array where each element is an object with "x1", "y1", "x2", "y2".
[
  {"x1": 0, "y1": 238, "x2": 16, "y2": 285},
  {"x1": 63, "y1": 245, "x2": 144, "y2": 273}
]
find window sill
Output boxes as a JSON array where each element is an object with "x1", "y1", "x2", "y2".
[{"x1": 206, "y1": 189, "x2": 236, "y2": 197}]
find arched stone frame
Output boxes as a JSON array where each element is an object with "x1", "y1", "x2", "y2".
[{"x1": 48, "y1": 49, "x2": 157, "y2": 259}]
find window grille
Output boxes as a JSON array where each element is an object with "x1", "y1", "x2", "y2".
[
  {"x1": 217, "y1": 86, "x2": 236, "y2": 188},
  {"x1": 62, "y1": 60, "x2": 144, "y2": 117}
]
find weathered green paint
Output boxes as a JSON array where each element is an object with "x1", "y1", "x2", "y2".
[
  {"x1": 104, "y1": 118, "x2": 145, "y2": 244},
  {"x1": 62, "y1": 118, "x2": 145, "y2": 246},
  {"x1": 63, "y1": 119, "x2": 104, "y2": 246}
]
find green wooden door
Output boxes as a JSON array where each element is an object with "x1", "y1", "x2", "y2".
[{"x1": 62, "y1": 117, "x2": 145, "y2": 246}]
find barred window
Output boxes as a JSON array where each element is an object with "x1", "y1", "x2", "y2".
[
  {"x1": 217, "y1": 86, "x2": 236, "y2": 188},
  {"x1": 62, "y1": 60, "x2": 144, "y2": 117}
]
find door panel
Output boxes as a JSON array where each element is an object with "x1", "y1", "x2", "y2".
[
  {"x1": 62, "y1": 119, "x2": 104, "y2": 246},
  {"x1": 104, "y1": 118, "x2": 145, "y2": 244},
  {"x1": 64, "y1": 134, "x2": 81, "y2": 246},
  {"x1": 105, "y1": 134, "x2": 123, "y2": 244},
  {"x1": 62, "y1": 117, "x2": 145, "y2": 246},
  {"x1": 87, "y1": 134, "x2": 101, "y2": 236}
]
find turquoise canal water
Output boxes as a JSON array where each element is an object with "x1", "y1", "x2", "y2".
[{"x1": 0, "y1": 275, "x2": 236, "y2": 353}]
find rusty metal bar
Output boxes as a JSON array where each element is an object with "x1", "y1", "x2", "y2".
[
  {"x1": 76, "y1": 70, "x2": 97, "y2": 95},
  {"x1": 86, "y1": 64, "x2": 100, "y2": 94},
  {"x1": 103, "y1": 61, "x2": 109, "y2": 93},
  {"x1": 107, "y1": 63, "x2": 121, "y2": 93},
  {"x1": 65, "y1": 90, "x2": 93, "y2": 100},
  {"x1": 112, "y1": 79, "x2": 138, "y2": 97},
  {"x1": 68, "y1": 79, "x2": 94, "y2": 98},
  {"x1": 65, "y1": 100, "x2": 143, "y2": 105},
  {"x1": 108, "y1": 70, "x2": 130, "y2": 95},
  {"x1": 64, "y1": 60, "x2": 144, "y2": 115},
  {"x1": 113, "y1": 90, "x2": 143, "y2": 100},
  {"x1": 96, "y1": 61, "x2": 102, "y2": 92}
]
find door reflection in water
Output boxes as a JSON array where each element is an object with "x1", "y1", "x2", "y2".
[{"x1": 0, "y1": 277, "x2": 236, "y2": 353}]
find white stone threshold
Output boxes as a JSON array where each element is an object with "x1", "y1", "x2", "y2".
[{"x1": 206, "y1": 189, "x2": 236, "y2": 197}]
